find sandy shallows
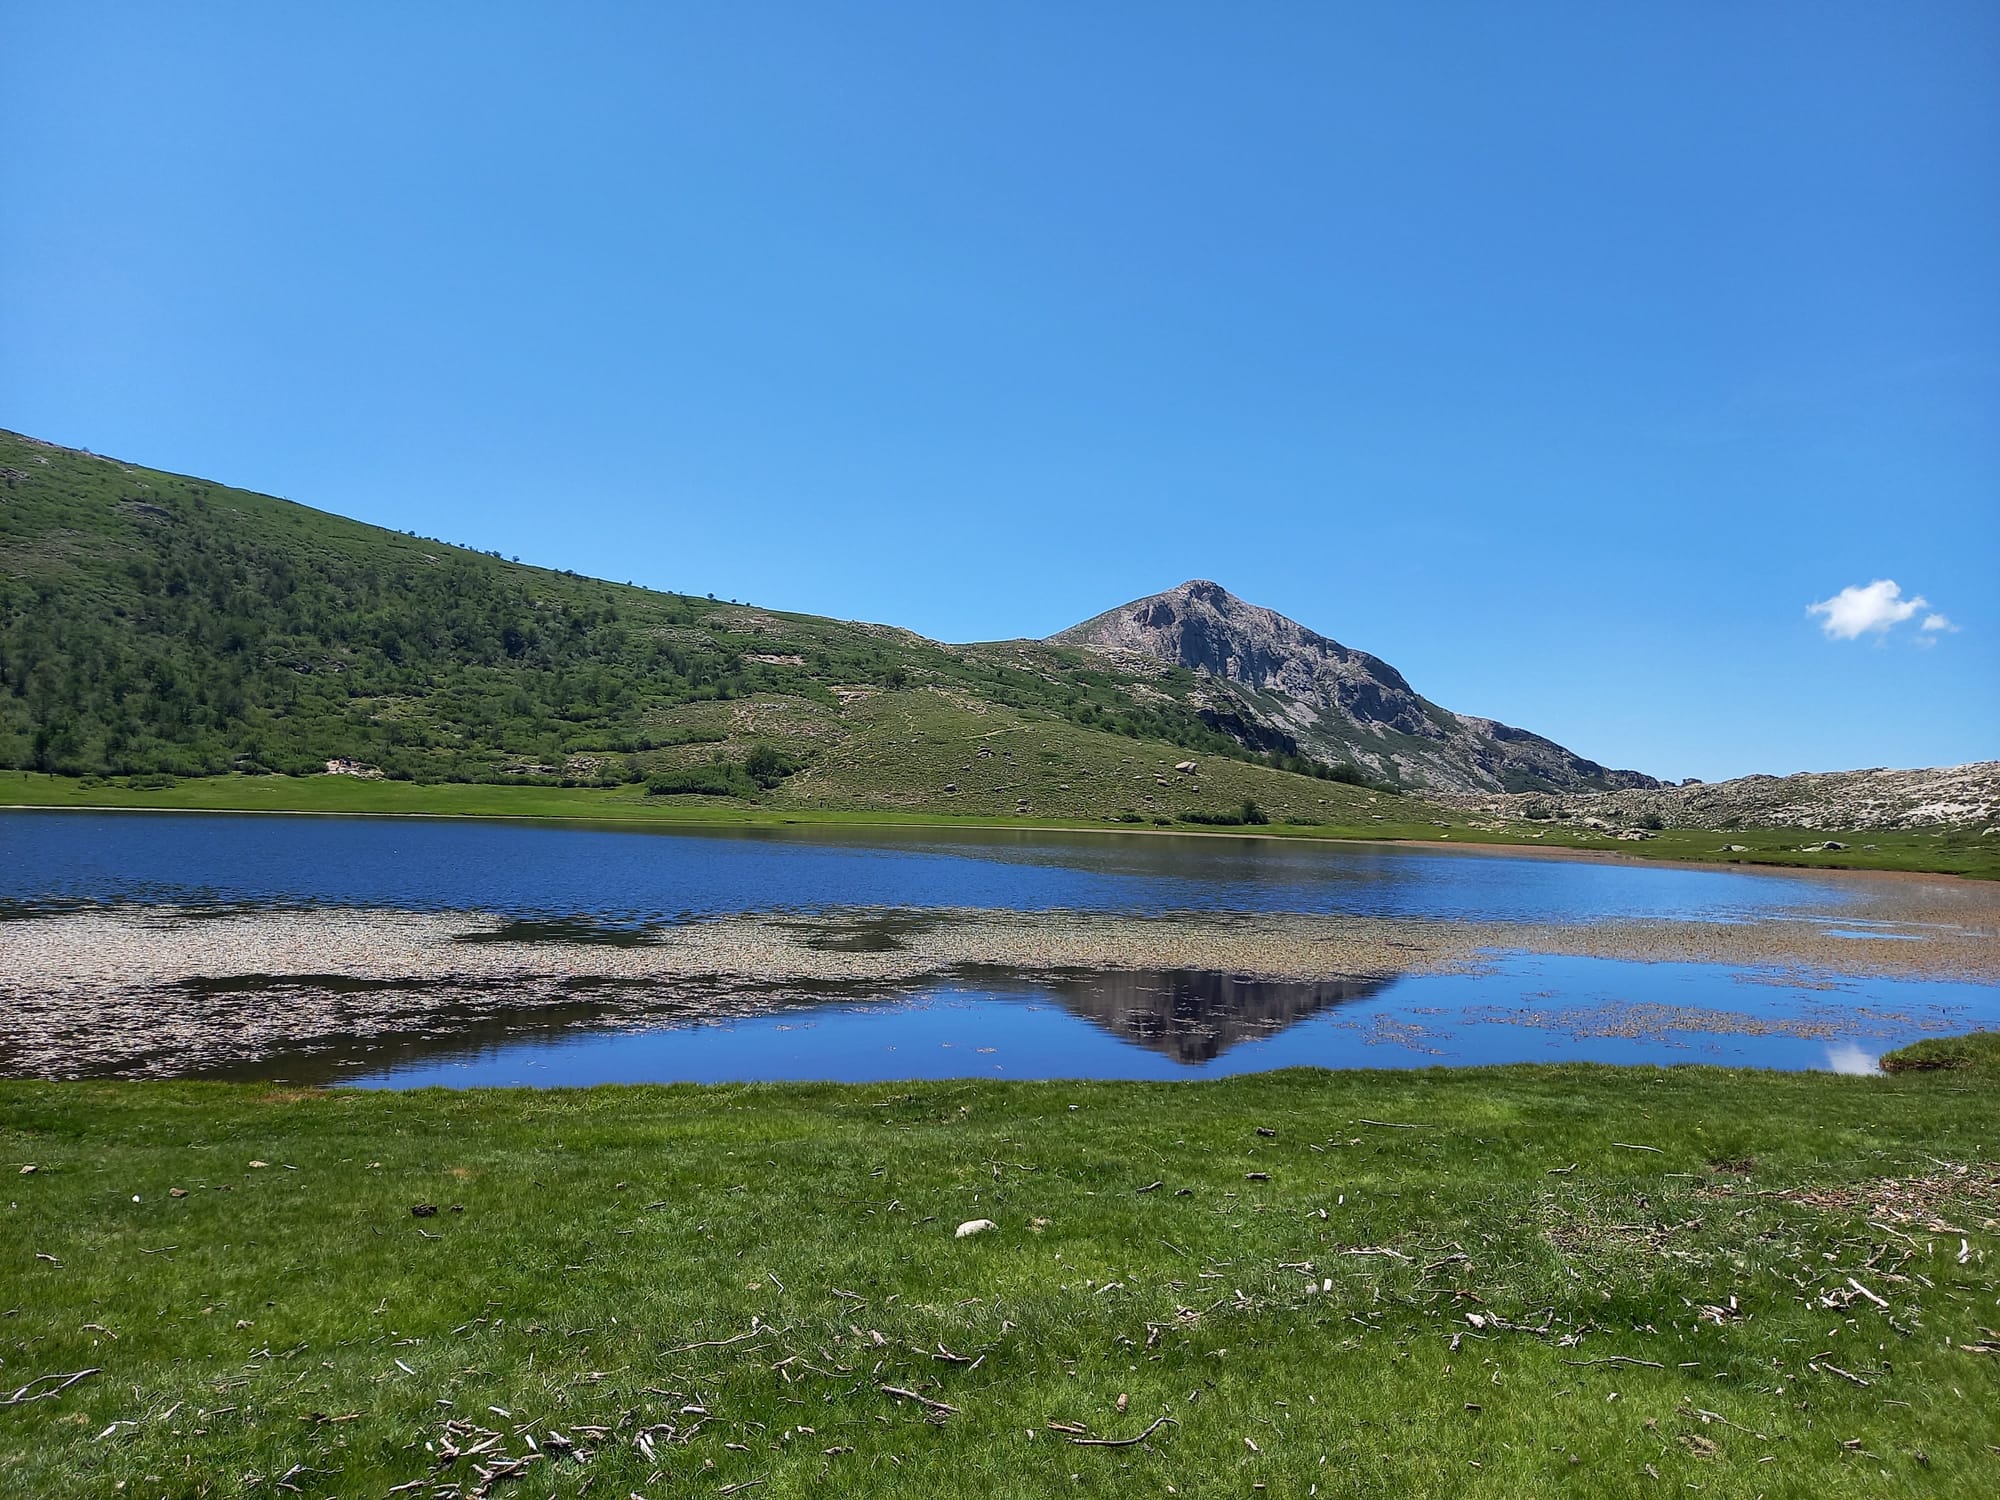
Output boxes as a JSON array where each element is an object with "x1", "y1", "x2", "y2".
[{"x1": 2, "y1": 890, "x2": 1996, "y2": 1080}]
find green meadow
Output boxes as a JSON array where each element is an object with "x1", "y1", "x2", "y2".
[{"x1": 4, "y1": 1048, "x2": 1996, "y2": 1498}]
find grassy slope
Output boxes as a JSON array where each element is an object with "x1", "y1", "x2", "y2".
[
  {"x1": 7, "y1": 429, "x2": 1994, "y2": 872},
  {"x1": 0, "y1": 431, "x2": 1319, "y2": 792},
  {"x1": 1467, "y1": 820, "x2": 2000, "y2": 881},
  {"x1": 0, "y1": 764, "x2": 1423, "y2": 837},
  {"x1": 1881, "y1": 1031, "x2": 2000, "y2": 1075},
  {"x1": 3, "y1": 1064, "x2": 1996, "y2": 1498}
]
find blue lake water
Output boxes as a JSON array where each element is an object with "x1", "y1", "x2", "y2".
[
  {"x1": 0, "y1": 809, "x2": 1855, "y2": 923},
  {"x1": 3, "y1": 810, "x2": 1992, "y2": 1084},
  {"x1": 345, "y1": 954, "x2": 1994, "y2": 1088}
]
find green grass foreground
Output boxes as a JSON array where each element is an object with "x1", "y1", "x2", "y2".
[{"x1": 4, "y1": 1062, "x2": 1997, "y2": 1497}]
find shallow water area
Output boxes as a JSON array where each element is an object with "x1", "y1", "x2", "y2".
[
  {"x1": 343, "y1": 953, "x2": 1995, "y2": 1088},
  {"x1": 3, "y1": 810, "x2": 1995, "y2": 1083}
]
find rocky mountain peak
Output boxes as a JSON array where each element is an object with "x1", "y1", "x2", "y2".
[
  {"x1": 1051, "y1": 582, "x2": 1657, "y2": 795},
  {"x1": 1052, "y1": 580, "x2": 1413, "y2": 704}
]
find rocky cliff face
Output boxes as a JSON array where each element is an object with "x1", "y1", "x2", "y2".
[{"x1": 1051, "y1": 580, "x2": 1658, "y2": 794}]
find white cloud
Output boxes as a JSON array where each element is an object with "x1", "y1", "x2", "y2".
[
  {"x1": 1806, "y1": 579, "x2": 1929, "y2": 640},
  {"x1": 1921, "y1": 612, "x2": 1957, "y2": 633}
]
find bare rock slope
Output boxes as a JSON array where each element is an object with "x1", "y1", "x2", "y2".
[
  {"x1": 1445, "y1": 761, "x2": 2000, "y2": 832},
  {"x1": 1051, "y1": 580, "x2": 1657, "y2": 794}
]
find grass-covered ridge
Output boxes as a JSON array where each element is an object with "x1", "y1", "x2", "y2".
[
  {"x1": 7, "y1": 429, "x2": 1993, "y2": 873},
  {"x1": 0, "y1": 431, "x2": 1376, "y2": 800},
  {"x1": 3, "y1": 1063, "x2": 1995, "y2": 1497},
  {"x1": 1881, "y1": 1031, "x2": 2000, "y2": 1075}
]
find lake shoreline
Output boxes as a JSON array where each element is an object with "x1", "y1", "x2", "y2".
[
  {"x1": 6, "y1": 896, "x2": 1994, "y2": 1081},
  {"x1": 7, "y1": 808, "x2": 1993, "y2": 1083},
  {"x1": 2, "y1": 794, "x2": 1988, "y2": 885}
]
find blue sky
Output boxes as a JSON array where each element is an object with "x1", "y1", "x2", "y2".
[{"x1": 3, "y1": 4, "x2": 1994, "y2": 781}]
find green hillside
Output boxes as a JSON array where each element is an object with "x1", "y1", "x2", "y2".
[{"x1": 0, "y1": 431, "x2": 1411, "y2": 825}]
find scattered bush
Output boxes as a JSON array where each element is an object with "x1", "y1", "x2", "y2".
[
  {"x1": 1261, "y1": 750, "x2": 1395, "y2": 792},
  {"x1": 645, "y1": 763, "x2": 758, "y2": 798},
  {"x1": 641, "y1": 742, "x2": 806, "y2": 798},
  {"x1": 743, "y1": 743, "x2": 804, "y2": 789},
  {"x1": 1178, "y1": 798, "x2": 1269, "y2": 827}
]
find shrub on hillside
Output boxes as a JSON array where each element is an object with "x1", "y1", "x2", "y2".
[
  {"x1": 1179, "y1": 799, "x2": 1269, "y2": 827},
  {"x1": 743, "y1": 743, "x2": 804, "y2": 789},
  {"x1": 645, "y1": 763, "x2": 759, "y2": 798}
]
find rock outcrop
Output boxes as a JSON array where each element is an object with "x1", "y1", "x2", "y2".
[
  {"x1": 1444, "y1": 760, "x2": 2000, "y2": 831},
  {"x1": 1052, "y1": 580, "x2": 1657, "y2": 794}
]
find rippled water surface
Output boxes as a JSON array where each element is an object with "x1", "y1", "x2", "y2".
[{"x1": 0, "y1": 810, "x2": 1854, "y2": 922}]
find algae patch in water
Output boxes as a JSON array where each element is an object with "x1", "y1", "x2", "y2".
[
  {"x1": 453, "y1": 917, "x2": 667, "y2": 947},
  {"x1": 786, "y1": 910, "x2": 952, "y2": 953}
]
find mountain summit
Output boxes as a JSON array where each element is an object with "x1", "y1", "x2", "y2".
[
  {"x1": 1051, "y1": 580, "x2": 1657, "y2": 794},
  {"x1": 0, "y1": 428, "x2": 1649, "y2": 806}
]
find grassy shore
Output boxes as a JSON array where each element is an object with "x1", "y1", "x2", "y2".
[
  {"x1": 3, "y1": 1055, "x2": 1996, "y2": 1498},
  {"x1": 3, "y1": 770, "x2": 1995, "y2": 879}
]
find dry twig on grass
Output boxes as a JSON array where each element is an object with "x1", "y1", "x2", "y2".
[
  {"x1": 1067, "y1": 1413, "x2": 1177, "y2": 1448},
  {"x1": 879, "y1": 1384, "x2": 959, "y2": 1416},
  {"x1": 1, "y1": 1367, "x2": 100, "y2": 1407}
]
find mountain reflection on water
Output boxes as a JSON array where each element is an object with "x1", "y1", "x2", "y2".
[
  {"x1": 186, "y1": 964, "x2": 1395, "y2": 1084},
  {"x1": 7, "y1": 812, "x2": 1991, "y2": 1085},
  {"x1": 211, "y1": 944, "x2": 2000, "y2": 1088},
  {"x1": 1000, "y1": 967, "x2": 1391, "y2": 1064}
]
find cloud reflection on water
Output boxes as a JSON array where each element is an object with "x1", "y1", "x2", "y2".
[{"x1": 1824, "y1": 1041, "x2": 1880, "y2": 1075}]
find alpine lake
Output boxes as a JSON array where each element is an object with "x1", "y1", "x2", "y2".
[{"x1": 3, "y1": 809, "x2": 1994, "y2": 1087}]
